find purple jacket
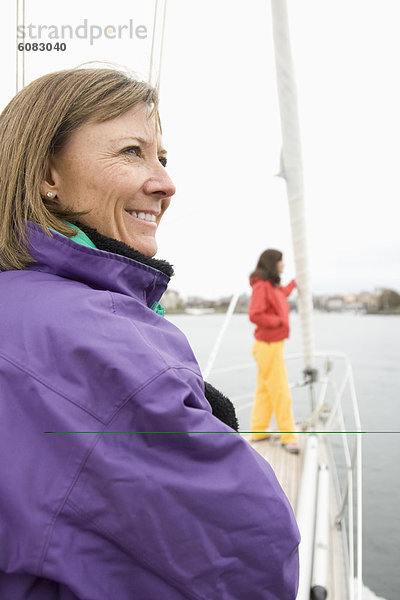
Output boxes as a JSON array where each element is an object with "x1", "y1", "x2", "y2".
[{"x1": 0, "y1": 223, "x2": 299, "y2": 599}]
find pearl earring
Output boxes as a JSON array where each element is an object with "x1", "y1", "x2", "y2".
[{"x1": 46, "y1": 192, "x2": 54, "y2": 198}]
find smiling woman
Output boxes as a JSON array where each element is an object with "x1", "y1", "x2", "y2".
[
  {"x1": 41, "y1": 102, "x2": 175, "y2": 257},
  {"x1": 0, "y1": 67, "x2": 299, "y2": 600},
  {"x1": 0, "y1": 67, "x2": 170, "y2": 268}
]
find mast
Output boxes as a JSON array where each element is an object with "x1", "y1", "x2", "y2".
[
  {"x1": 270, "y1": 8, "x2": 363, "y2": 600},
  {"x1": 270, "y1": 0, "x2": 315, "y2": 371},
  {"x1": 270, "y1": 3, "x2": 317, "y2": 598}
]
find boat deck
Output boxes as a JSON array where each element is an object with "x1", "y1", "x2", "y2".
[
  {"x1": 242, "y1": 432, "x2": 349, "y2": 599},
  {"x1": 245, "y1": 433, "x2": 304, "y2": 509}
]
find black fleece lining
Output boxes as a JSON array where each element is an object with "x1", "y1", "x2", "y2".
[
  {"x1": 77, "y1": 222, "x2": 174, "y2": 278},
  {"x1": 204, "y1": 382, "x2": 239, "y2": 431}
]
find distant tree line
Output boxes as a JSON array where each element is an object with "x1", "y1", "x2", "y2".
[{"x1": 377, "y1": 288, "x2": 400, "y2": 311}]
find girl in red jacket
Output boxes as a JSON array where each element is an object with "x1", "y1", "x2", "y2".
[{"x1": 249, "y1": 249, "x2": 299, "y2": 454}]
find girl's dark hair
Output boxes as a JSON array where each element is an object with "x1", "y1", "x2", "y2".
[{"x1": 250, "y1": 249, "x2": 283, "y2": 285}]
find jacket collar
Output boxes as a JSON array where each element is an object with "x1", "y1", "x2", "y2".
[
  {"x1": 78, "y1": 223, "x2": 174, "y2": 278},
  {"x1": 26, "y1": 221, "x2": 171, "y2": 308}
]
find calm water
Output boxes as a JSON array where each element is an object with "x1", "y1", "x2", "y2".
[{"x1": 167, "y1": 311, "x2": 400, "y2": 600}]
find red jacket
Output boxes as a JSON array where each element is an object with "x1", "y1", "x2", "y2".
[{"x1": 249, "y1": 278, "x2": 296, "y2": 343}]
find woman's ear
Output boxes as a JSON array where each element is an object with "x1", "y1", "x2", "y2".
[{"x1": 40, "y1": 158, "x2": 59, "y2": 199}]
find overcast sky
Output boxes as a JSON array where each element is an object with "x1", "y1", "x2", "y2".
[{"x1": 1, "y1": 0, "x2": 399, "y2": 299}]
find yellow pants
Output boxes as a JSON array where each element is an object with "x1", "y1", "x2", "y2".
[{"x1": 251, "y1": 340, "x2": 297, "y2": 444}]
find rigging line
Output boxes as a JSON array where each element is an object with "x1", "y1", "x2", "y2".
[
  {"x1": 15, "y1": 0, "x2": 18, "y2": 93},
  {"x1": 203, "y1": 292, "x2": 240, "y2": 380},
  {"x1": 148, "y1": 0, "x2": 159, "y2": 86},
  {"x1": 148, "y1": 0, "x2": 168, "y2": 92},
  {"x1": 23, "y1": 0, "x2": 25, "y2": 89},
  {"x1": 156, "y1": 0, "x2": 168, "y2": 94},
  {"x1": 16, "y1": 0, "x2": 26, "y2": 93}
]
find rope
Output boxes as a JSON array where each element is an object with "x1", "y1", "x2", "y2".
[
  {"x1": 270, "y1": 0, "x2": 315, "y2": 368},
  {"x1": 16, "y1": 0, "x2": 26, "y2": 93},
  {"x1": 157, "y1": 0, "x2": 168, "y2": 93},
  {"x1": 148, "y1": 0, "x2": 159, "y2": 86},
  {"x1": 148, "y1": 0, "x2": 168, "y2": 92}
]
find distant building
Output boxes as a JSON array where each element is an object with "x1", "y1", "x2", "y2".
[
  {"x1": 344, "y1": 294, "x2": 357, "y2": 304},
  {"x1": 325, "y1": 296, "x2": 345, "y2": 311},
  {"x1": 357, "y1": 292, "x2": 380, "y2": 311},
  {"x1": 160, "y1": 289, "x2": 183, "y2": 312},
  {"x1": 236, "y1": 294, "x2": 250, "y2": 313},
  {"x1": 186, "y1": 296, "x2": 216, "y2": 309}
]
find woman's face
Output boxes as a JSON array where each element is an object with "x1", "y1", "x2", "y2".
[
  {"x1": 277, "y1": 259, "x2": 284, "y2": 274},
  {"x1": 43, "y1": 103, "x2": 176, "y2": 256}
]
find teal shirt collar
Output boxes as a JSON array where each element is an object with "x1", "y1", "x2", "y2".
[{"x1": 51, "y1": 222, "x2": 98, "y2": 249}]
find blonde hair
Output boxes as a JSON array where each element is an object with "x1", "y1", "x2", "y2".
[{"x1": 0, "y1": 67, "x2": 159, "y2": 270}]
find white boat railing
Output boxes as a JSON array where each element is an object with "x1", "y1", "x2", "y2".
[
  {"x1": 209, "y1": 351, "x2": 363, "y2": 600},
  {"x1": 203, "y1": 293, "x2": 240, "y2": 380}
]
